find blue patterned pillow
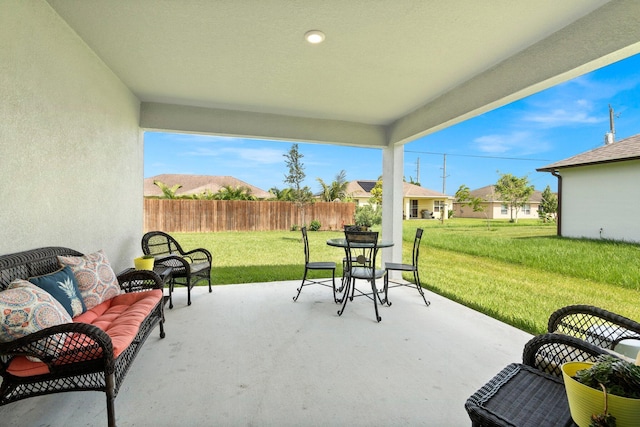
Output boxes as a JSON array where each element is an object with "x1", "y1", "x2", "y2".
[{"x1": 29, "y1": 266, "x2": 86, "y2": 317}]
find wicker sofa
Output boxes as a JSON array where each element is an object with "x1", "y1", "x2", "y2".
[{"x1": 0, "y1": 247, "x2": 166, "y2": 427}]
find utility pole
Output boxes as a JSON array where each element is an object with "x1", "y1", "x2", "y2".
[
  {"x1": 441, "y1": 154, "x2": 449, "y2": 224},
  {"x1": 416, "y1": 157, "x2": 420, "y2": 185},
  {"x1": 609, "y1": 104, "x2": 616, "y2": 138},
  {"x1": 441, "y1": 154, "x2": 447, "y2": 194},
  {"x1": 605, "y1": 104, "x2": 619, "y2": 145}
]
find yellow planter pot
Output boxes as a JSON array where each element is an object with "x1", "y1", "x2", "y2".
[
  {"x1": 562, "y1": 361, "x2": 640, "y2": 427},
  {"x1": 134, "y1": 256, "x2": 155, "y2": 271}
]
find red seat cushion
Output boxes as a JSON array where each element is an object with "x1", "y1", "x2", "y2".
[{"x1": 6, "y1": 290, "x2": 162, "y2": 377}]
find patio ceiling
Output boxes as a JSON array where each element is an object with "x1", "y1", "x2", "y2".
[{"x1": 46, "y1": 0, "x2": 640, "y2": 147}]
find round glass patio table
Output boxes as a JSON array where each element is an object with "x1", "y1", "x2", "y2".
[{"x1": 326, "y1": 238, "x2": 394, "y2": 248}]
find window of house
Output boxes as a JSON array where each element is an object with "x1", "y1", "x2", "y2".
[
  {"x1": 501, "y1": 204, "x2": 508, "y2": 215},
  {"x1": 434, "y1": 200, "x2": 444, "y2": 212},
  {"x1": 522, "y1": 204, "x2": 531, "y2": 215}
]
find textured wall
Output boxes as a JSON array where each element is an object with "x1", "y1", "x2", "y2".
[
  {"x1": 561, "y1": 160, "x2": 640, "y2": 243},
  {"x1": 0, "y1": 1, "x2": 142, "y2": 271}
]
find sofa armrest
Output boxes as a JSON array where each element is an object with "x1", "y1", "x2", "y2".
[
  {"x1": 117, "y1": 269, "x2": 164, "y2": 292},
  {"x1": 522, "y1": 333, "x2": 610, "y2": 378},
  {"x1": 548, "y1": 305, "x2": 640, "y2": 349},
  {"x1": 0, "y1": 322, "x2": 114, "y2": 374}
]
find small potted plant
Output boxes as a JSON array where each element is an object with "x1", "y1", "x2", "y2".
[
  {"x1": 134, "y1": 254, "x2": 155, "y2": 270},
  {"x1": 562, "y1": 355, "x2": 640, "y2": 427}
]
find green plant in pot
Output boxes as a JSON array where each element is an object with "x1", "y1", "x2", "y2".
[{"x1": 562, "y1": 355, "x2": 640, "y2": 427}]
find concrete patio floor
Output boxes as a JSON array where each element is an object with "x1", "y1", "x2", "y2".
[{"x1": 0, "y1": 280, "x2": 532, "y2": 426}]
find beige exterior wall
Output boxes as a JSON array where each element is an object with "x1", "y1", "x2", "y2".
[
  {"x1": 404, "y1": 199, "x2": 450, "y2": 220},
  {"x1": 561, "y1": 161, "x2": 640, "y2": 242},
  {"x1": 0, "y1": 1, "x2": 142, "y2": 270},
  {"x1": 454, "y1": 201, "x2": 540, "y2": 220}
]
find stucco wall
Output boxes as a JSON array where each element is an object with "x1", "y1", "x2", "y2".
[
  {"x1": 560, "y1": 160, "x2": 640, "y2": 243},
  {"x1": 0, "y1": 1, "x2": 142, "y2": 270}
]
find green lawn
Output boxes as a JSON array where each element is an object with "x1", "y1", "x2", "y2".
[{"x1": 171, "y1": 219, "x2": 640, "y2": 335}]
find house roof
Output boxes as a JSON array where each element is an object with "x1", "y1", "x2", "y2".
[
  {"x1": 537, "y1": 133, "x2": 640, "y2": 172},
  {"x1": 464, "y1": 185, "x2": 543, "y2": 203},
  {"x1": 144, "y1": 174, "x2": 271, "y2": 198},
  {"x1": 44, "y1": 2, "x2": 640, "y2": 147},
  {"x1": 346, "y1": 180, "x2": 451, "y2": 199}
]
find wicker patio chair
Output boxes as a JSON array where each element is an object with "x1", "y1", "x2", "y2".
[
  {"x1": 293, "y1": 227, "x2": 337, "y2": 302},
  {"x1": 383, "y1": 228, "x2": 430, "y2": 306},
  {"x1": 465, "y1": 333, "x2": 611, "y2": 427},
  {"x1": 338, "y1": 230, "x2": 386, "y2": 322},
  {"x1": 141, "y1": 231, "x2": 212, "y2": 308},
  {"x1": 547, "y1": 304, "x2": 640, "y2": 354}
]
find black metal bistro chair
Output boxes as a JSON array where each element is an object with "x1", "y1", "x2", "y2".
[
  {"x1": 338, "y1": 230, "x2": 386, "y2": 322},
  {"x1": 383, "y1": 228, "x2": 430, "y2": 306},
  {"x1": 142, "y1": 231, "x2": 212, "y2": 308},
  {"x1": 293, "y1": 227, "x2": 338, "y2": 302},
  {"x1": 340, "y1": 225, "x2": 368, "y2": 290}
]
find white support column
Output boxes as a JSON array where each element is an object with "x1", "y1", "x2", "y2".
[{"x1": 381, "y1": 144, "x2": 404, "y2": 273}]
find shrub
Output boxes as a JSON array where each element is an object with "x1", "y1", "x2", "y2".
[
  {"x1": 309, "y1": 220, "x2": 321, "y2": 231},
  {"x1": 290, "y1": 224, "x2": 299, "y2": 231},
  {"x1": 354, "y1": 205, "x2": 381, "y2": 228}
]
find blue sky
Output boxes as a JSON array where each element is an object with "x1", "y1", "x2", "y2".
[{"x1": 144, "y1": 53, "x2": 640, "y2": 195}]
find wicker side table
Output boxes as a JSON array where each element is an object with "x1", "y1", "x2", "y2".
[
  {"x1": 465, "y1": 363, "x2": 576, "y2": 427},
  {"x1": 119, "y1": 266, "x2": 173, "y2": 306}
]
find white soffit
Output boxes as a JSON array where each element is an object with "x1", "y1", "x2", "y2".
[{"x1": 46, "y1": 0, "x2": 640, "y2": 146}]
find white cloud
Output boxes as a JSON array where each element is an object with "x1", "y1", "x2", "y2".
[
  {"x1": 473, "y1": 131, "x2": 550, "y2": 155},
  {"x1": 521, "y1": 98, "x2": 603, "y2": 128},
  {"x1": 183, "y1": 146, "x2": 285, "y2": 165}
]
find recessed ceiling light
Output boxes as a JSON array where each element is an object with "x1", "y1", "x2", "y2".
[{"x1": 304, "y1": 30, "x2": 325, "y2": 44}]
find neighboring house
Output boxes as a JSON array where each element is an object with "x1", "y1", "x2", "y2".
[
  {"x1": 537, "y1": 133, "x2": 640, "y2": 243},
  {"x1": 453, "y1": 185, "x2": 543, "y2": 220},
  {"x1": 144, "y1": 174, "x2": 271, "y2": 199},
  {"x1": 345, "y1": 180, "x2": 453, "y2": 220}
]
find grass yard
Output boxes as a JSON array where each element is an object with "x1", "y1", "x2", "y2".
[{"x1": 171, "y1": 218, "x2": 640, "y2": 335}]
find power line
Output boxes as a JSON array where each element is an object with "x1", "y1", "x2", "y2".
[{"x1": 405, "y1": 150, "x2": 550, "y2": 162}]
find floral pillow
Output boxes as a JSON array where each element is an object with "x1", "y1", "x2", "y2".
[
  {"x1": 0, "y1": 280, "x2": 72, "y2": 343},
  {"x1": 29, "y1": 266, "x2": 85, "y2": 317},
  {"x1": 57, "y1": 250, "x2": 121, "y2": 310}
]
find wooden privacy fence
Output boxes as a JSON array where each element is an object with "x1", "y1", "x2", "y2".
[{"x1": 144, "y1": 199, "x2": 356, "y2": 232}]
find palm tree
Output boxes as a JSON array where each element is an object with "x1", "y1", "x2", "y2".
[
  {"x1": 153, "y1": 180, "x2": 182, "y2": 199},
  {"x1": 316, "y1": 170, "x2": 349, "y2": 202},
  {"x1": 269, "y1": 187, "x2": 296, "y2": 201},
  {"x1": 213, "y1": 185, "x2": 256, "y2": 201}
]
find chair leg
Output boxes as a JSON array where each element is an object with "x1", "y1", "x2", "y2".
[
  {"x1": 381, "y1": 273, "x2": 392, "y2": 306},
  {"x1": 168, "y1": 279, "x2": 174, "y2": 309},
  {"x1": 337, "y1": 276, "x2": 352, "y2": 316},
  {"x1": 414, "y1": 269, "x2": 430, "y2": 306},
  {"x1": 293, "y1": 268, "x2": 308, "y2": 301},
  {"x1": 331, "y1": 270, "x2": 338, "y2": 303},
  {"x1": 187, "y1": 278, "x2": 192, "y2": 306},
  {"x1": 371, "y1": 278, "x2": 381, "y2": 322}
]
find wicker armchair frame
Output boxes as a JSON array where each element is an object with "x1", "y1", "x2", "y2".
[
  {"x1": 0, "y1": 247, "x2": 165, "y2": 427},
  {"x1": 142, "y1": 231, "x2": 212, "y2": 308},
  {"x1": 548, "y1": 304, "x2": 640, "y2": 350}
]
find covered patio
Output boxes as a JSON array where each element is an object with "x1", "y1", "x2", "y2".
[
  {"x1": 2, "y1": 2, "x2": 640, "y2": 425},
  {"x1": 0, "y1": 284, "x2": 531, "y2": 426},
  {"x1": 3, "y1": 1, "x2": 640, "y2": 267}
]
